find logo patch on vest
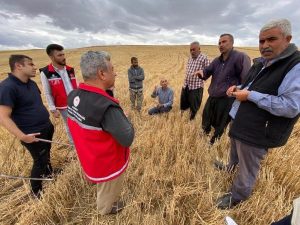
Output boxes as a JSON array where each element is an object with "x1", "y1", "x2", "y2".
[{"x1": 73, "y1": 96, "x2": 80, "y2": 107}]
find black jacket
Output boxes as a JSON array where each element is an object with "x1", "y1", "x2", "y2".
[{"x1": 229, "y1": 44, "x2": 300, "y2": 148}]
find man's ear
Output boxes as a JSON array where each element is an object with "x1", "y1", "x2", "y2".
[
  {"x1": 49, "y1": 54, "x2": 54, "y2": 61},
  {"x1": 97, "y1": 69, "x2": 106, "y2": 80},
  {"x1": 286, "y1": 35, "x2": 292, "y2": 43},
  {"x1": 15, "y1": 62, "x2": 23, "y2": 70}
]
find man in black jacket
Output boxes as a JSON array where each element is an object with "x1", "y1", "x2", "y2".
[{"x1": 216, "y1": 18, "x2": 300, "y2": 209}]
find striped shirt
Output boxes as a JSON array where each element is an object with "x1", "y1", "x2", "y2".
[{"x1": 184, "y1": 53, "x2": 210, "y2": 90}]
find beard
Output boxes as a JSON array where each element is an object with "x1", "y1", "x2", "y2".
[
  {"x1": 57, "y1": 61, "x2": 66, "y2": 66},
  {"x1": 55, "y1": 58, "x2": 66, "y2": 66}
]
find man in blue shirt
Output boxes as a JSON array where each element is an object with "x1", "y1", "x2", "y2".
[
  {"x1": 216, "y1": 19, "x2": 300, "y2": 209},
  {"x1": 148, "y1": 78, "x2": 174, "y2": 115},
  {"x1": 0, "y1": 55, "x2": 54, "y2": 198}
]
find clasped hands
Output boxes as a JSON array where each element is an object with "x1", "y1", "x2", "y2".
[{"x1": 226, "y1": 85, "x2": 250, "y2": 101}]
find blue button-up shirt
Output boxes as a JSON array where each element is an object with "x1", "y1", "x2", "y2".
[{"x1": 230, "y1": 61, "x2": 300, "y2": 119}]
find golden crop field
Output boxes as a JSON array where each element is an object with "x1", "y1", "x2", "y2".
[{"x1": 0, "y1": 45, "x2": 299, "y2": 225}]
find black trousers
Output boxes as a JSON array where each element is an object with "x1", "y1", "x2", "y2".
[
  {"x1": 271, "y1": 211, "x2": 292, "y2": 225},
  {"x1": 21, "y1": 123, "x2": 54, "y2": 196},
  {"x1": 180, "y1": 87, "x2": 203, "y2": 120},
  {"x1": 202, "y1": 96, "x2": 234, "y2": 143}
]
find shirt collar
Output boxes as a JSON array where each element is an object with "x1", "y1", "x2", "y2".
[
  {"x1": 8, "y1": 73, "x2": 30, "y2": 84},
  {"x1": 52, "y1": 64, "x2": 66, "y2": 73}
]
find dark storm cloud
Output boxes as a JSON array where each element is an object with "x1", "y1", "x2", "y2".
[
  {"x1": 0, "y1": 0, "x2": 255, "y2": 33},
  {"x1": 0, "y1": 0, "x2": 299, "y2": 49}
]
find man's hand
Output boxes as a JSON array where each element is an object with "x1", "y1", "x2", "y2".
[
  {"x1": 21, "y1": 133, "x2": 41, "y2": 143},
  {"x1": 193, "y1": 70, "x2": 203, "y2": 78},
  {"x1": 232, "y1": 90, "x2": 250, "y2": 101},
  {"x1": 226, "y1": 85, "x2": 238, "y2": 97},
  {"x1": 51, "y1": 110, "x2": 60, "y2": 118}
]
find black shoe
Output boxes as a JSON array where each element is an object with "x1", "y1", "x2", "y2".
[
  {"x1": 31, "y1": 190, "x2": 42, "y2": 200},
  {"x1": 210, "y1": 137, "x2": 216, "y2": 145},
  {"x1": 109, "y1": 201, "x2": 125, "y2": 214},
  {"x1": 216, "y1": 193, "x2": 241, "y2": 209},
  {"x1": 213, "y1": 160, "x2": 237, "y2": 173},
  {"x1": 202, "y1": 128, "x2": 210, "y2": 136},
  {"x1": 190, "y1": 113, "x2": 196, "y2": 120}
]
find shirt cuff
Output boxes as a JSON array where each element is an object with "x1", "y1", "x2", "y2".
[
  {"x1": 247, "y1": 91, "x2": 262, "y2": 103},
  {"x1": 49, "y1": 106, "x2": 56, "y2": 111}
]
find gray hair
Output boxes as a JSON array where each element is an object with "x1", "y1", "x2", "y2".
[
  {"x1": 80, "y1": 51, "x2": 111, "y2": 80},
  {"x1": 260, "y1": 18, "x2": 292, "y2": 37},
  {"x1": 190, "y1": 41, "x2": 200, "y2": 46}
]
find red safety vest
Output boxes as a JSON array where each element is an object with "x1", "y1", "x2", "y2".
[
  {"x1": 40, "y1": 64, "x2": 77, "y2": 109},
  {"x1": 67, "y1": 83, "x2": 130, "y2": 183}
]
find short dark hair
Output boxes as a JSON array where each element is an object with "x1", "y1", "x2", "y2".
[
  {"x1": 220, "y1": 33, "x2": 234, "y2": 44},
  {"x1": 46, "y1": 44, "x2": 64, "y2": 56},
  {"x1": 131, "y1": 57, "x2": 138, "y2": 63},
  {"x1": 9, "y1": 55, "x2": 32, "y2": 72}
]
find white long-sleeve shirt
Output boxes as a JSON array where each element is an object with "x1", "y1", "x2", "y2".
[{"x1": 40, "y1": 64, "x2": 75, "y2": 111}]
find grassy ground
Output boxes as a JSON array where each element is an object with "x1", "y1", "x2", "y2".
[{"x1": 0, "y1": 45, "x2": 299, "y2": 225}]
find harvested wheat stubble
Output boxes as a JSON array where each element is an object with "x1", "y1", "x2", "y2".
[{"x1": 0, "y1": 45, "x2": 299, "y2": 225}]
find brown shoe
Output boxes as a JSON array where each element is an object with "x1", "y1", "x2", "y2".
[{"x1": 109, "y1": 201, "x2": 125, "y2": 214}]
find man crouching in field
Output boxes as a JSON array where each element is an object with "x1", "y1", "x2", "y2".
[
  {"x1": 0, "y1": 55, "x2": 55, "y2": 198},
  {"x1": 67, "y1": 51, "x2": 134, "y2": 215}
]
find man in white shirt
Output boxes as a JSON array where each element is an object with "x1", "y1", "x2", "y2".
[{"x1": 40, "y1": 44, "x2": 77, "y2": 144}]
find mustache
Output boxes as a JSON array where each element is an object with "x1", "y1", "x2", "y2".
[{"x1": 261, "y1": 48, "x2": 273, "y2": 54}]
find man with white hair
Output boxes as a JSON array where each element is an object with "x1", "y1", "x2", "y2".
[
  {"x1": 216, "y1": 18, "x2": 300, "y2": 209},
  {"x1": 67, "y1": 51, "x2": 134, "y2": 215}
]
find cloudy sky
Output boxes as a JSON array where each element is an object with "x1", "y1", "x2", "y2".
[{"x1": 0, "y1": 0, "x2": 299, "y2": 50}]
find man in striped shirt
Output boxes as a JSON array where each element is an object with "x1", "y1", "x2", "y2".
[{"x1": 180, "y1": 41, "x2": 210, "y2": 120}]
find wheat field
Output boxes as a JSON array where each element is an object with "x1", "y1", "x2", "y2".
[{"x1": 0, "y1": 45, "x2": 299, "y2": 225}]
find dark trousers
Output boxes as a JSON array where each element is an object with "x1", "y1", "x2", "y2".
[
  {"x1": 180, "y1": 87, "x2": 203, "y2": 120},
  {"x1": 21, "y1": 123, "x2": 54, "y2": 196},
  {"x1": 202, "y1": 96, "x2": 234, "y2": 143},
  {"x1": 271, "y1": 212, "x2": 292, "y2": 225},
  {"x1": 229, "y1": 138, "x2": 268, "y2": 202},
  {"x1": 148, "y1": 106, "x2": 172, "y2": 115}
]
